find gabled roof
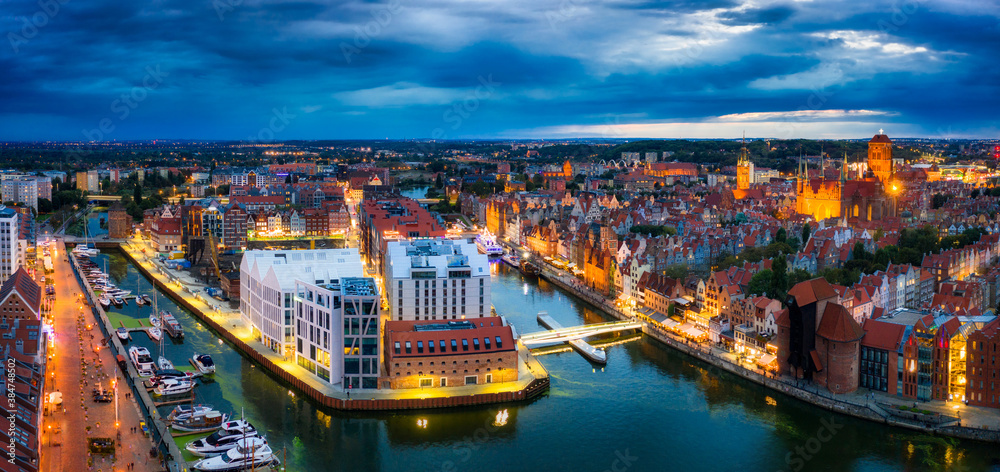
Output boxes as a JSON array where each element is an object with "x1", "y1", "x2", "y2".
[
  {"x1": 861, "y1": 318, "x2": 907, "y2": 351},
  {"x1": 788, "y1": 278, "x2": 838, "y2": 306},
  {"x1": 0, "y1": 268, "x2": 41, "y2": 318}
]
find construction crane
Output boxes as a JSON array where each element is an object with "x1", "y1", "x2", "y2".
[{"x1": 206, "y1": 231, "x2": 222, "y2": 282}]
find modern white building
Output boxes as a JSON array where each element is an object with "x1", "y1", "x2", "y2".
[
  {"x1": 240, "y1": 248, "x2": 365, "y2": 354},
  {"x1": 0, "y1": 206, "x2": 21, "y2": 283},
  {"x1": 384, "y1": 239, "x2": 491, "y2": 322},
  {"x1": 294, "y1": 277, "x2": 380, "y2": 390}
]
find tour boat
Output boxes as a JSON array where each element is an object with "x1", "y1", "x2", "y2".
[
  {"x1": 149, "y1": 315, "x2": 162, "y2": 328},
  {"x1": 161, "y1": 311, "x2": 184, "y2": 339},
  {"x1": 475, "y1": 229, "x2": 504, "y2": 256},
  {"x1": 147, "y1": 327, "x2": 162, "y2": 342},
  {"x1": 154, "y1": 378, "x2": 195, "y2": 396},
  {"x1": 192, "y1": 437, "x2": 278, "y2": 471},
  {"x1": 116, "y1": 327, "x2": 130, "y2": 341},
  {"x1": 128, "y1": 346, "x2": 155, "y2": 377},
  {"x1": 172, "y1": 409, "x2": 226, "y2": 433},
  {"x1": 185, "y1": 420, "x2": 259, "y2": 457},
  {"x1": 192, "y1": 354, "x2": 216, "y2": 374}
]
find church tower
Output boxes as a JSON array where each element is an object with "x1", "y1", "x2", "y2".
[
  {"x1": 736, "y1": 134, "x2": 753, "y2": 190},
  {"x1": 563, "y1": 160, "x2": 573, "y2": 179},
  {"x1": 868, "y1": 129, "x2": 892, "y2": 185}
]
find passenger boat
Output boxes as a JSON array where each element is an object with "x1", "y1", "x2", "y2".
[
  {"x1": 171, "y1": 409, "x2": 226, "y2": 433},
  {"x1": 192, "y1": 354, "x2": 216, "y2": 374},
  {"x1": 501, "y1": 254, "x2": 520, "y2": 268},
  {"x1": 116, "y1": 327, "x2": 130, "y2": 341},
  {"x1": 161, "y1": 311, "x2": 183, "y2": 339},
  {"x1": 128, "y1": 346, "x2": 155, "y2": 377},
  {"x1": 185, "y1": 420, "x2": 259, "y2": 457},
  {"x1": 154, "y1": 378, "x2": 195, "y2": 396},
  {"x1": 147, "y1": 327, "x2": 162, "y2": 342},
  {"x1": 475, "y1": 229, "x2": 504, "y2": 256},
  {"x1": 192, "y1": 437, "x2": 278, "y2": 471}
]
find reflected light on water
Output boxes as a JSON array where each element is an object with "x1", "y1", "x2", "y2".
[
  {"x1": 493, "y1": 409, "x2": 508, "y2": 427},
  {"x1": 523, "y1": 284, "x2": 529, "y2": 295},
  {"x1": 417, "y1": 418, "x2": 428, "y2": 428}
]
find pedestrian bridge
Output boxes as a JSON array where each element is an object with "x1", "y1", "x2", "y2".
[{"x1": 520, "y1": 319, "x2": 643, "y2": 347}]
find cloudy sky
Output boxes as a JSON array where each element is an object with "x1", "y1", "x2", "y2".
[{"x1": 2, "y1": 0, "x2": 999, "y2": 141}]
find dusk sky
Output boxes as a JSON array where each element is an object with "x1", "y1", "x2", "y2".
[{"x1": 2, "y1": 0, "x2": 999, "y2": 141}]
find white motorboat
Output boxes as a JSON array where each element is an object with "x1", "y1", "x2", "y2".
[
  {"x1": 185, "y1": 420, "x2": 259, "y2": 457},
  {"x1": 128, "y1": 346, "x2": 155, "y2": 377},
  {"x1": 192, "y1": 354, "x2": 216, "y2": 374},
  {"x1": 147, "y1": 327, "x2": 162, "y2": 342},
  {"x1": 172, "y1": 409, "x2": 226, "y2": 433},
  {"x1": 135, "y1": 296, "x2": 146, "y2": 306},
  {"x1": 168, "y1": 404, "x2": 216, "y2": 422},
  {"x1": 149, "y1": 315, "x2": 162, "y2": 328},
  {"x1": 154, "y1": 378, "x2": 195, "y2": 396},
  {"x1": 158, "y1": 356, "x2": 174, "y2": 371},
  {"x1": 98, "y1": 295, "x2": 111, "y2": 309},
  {"x1": 116, "y1": 327, "x2": 130, "y2": 341},
  {"x1": 192, "y1": 437, "x2": 277, "y2": 471}
]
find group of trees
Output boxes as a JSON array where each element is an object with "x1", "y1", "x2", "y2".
[{"x1": 629, "y1": 225, "x2": 677, "y2": 237}]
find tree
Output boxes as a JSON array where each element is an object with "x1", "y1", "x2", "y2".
[
  {"x1": 747, "y1": 270, "x2": 773, "y2": 297},
  {"x1": 37, "y1": 198, "x2": 53, "y2": 214},
  {"x1": 435, "y1": 173, "x2": 444, "y2": 189},
  {"x1": 663, "y1": 264, "x2": 689, "y2": 280},
  {"x1": 775, "y1": 227, "x2": 787, "y2": 245},
  {"x1": 801, "y1": 223, "x2": 811, "y2": 244},
  {"x1": 134, "y1": 183, "x2": 142, "y2": 206},
  {"x1": 770, "y1": 256, "x2": 788, "y2": 301}
]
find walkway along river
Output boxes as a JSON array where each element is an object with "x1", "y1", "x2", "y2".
[{"x1": 91, "y1": 250, "x2": 1000, "y2": 471}]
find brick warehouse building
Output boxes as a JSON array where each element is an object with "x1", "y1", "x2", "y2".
[
  {"x1": 776, "y1": 278, "x2": 864, "y2": 394},
  {"x1": 383, "y1": 317, "x2": 518, "y2": 389},
  {"x1": 966, "y1": 317, "x2": 1000, "y2": 408}
]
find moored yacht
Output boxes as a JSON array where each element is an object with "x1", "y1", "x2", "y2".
[
  {"x1": 185, "y1": 420, "x2": 259, "y2": 457},
  {"x1": 192, "y1": 437, "x2": 277, "y2": 471}
]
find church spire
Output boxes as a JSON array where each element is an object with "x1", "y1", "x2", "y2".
[
  {"x1": 841, "y1": 152, "x2": 847, "y2": 182},
  {"x1": 820, "y1": 144, "x2": 825, "y2": 176}
]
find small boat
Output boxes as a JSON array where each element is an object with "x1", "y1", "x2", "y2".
[
  {"x1": 172, "y1": 409, "x2": 226, "y2": 433},
  {"x1": 112, "y1": 297, "x2": 124, "y2": 307},
  {"x1": 147, "y1": 327, "x2": 162, "y2": 342},
  {"x1": 185, "y1": 420, "x2": 259, "y2": 457},
  {"x1": 149, "y1": 315, "x2": 162, "y2": 328},
  {"x1": 501, "y1": 254, "x2": 520, "y2": 267},
  {"x1": 155, "y1": 369, "x2": 196, "y2": 382},
  {"x1": 192, "y1": 354, "x2": 216, "y2": 374},
  {"x1": 154, "y1": 378, "x2": 195, "y2": 396},
  {"x1": 192, "y1": 437, "x2": 278, "y2": 471},
  {"x1": 141, "y1": 294, "x2": 152, "y2": 304},
  {"x1": 168, "y1": 404, "x2": 216, "y2": 422},
  {"x1": 158, "y1": 356, "x2": 174, "y2": 371},
  {"x1": 135, "y1": 296, "x2": 146, "y2": 306},
  {"x1": 99, "y1": 296, "x2": 111, "y2": 309},
  {"x1": 116, "y1": 327, "x2": 130, "y2": 341}
]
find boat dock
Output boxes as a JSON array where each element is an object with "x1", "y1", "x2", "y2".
[{"x1": 535, "y1": 313, "x2": 609, "y2": 364}]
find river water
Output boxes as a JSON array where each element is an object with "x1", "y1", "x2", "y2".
[{"x1": 95, "y1": 253, "x2": 999, "y2": 472}]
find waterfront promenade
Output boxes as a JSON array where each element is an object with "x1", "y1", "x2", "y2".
[
  {"x1": 112, "y1": 240, "x2": 549, "y2": 410},
  {"x1": 40, "y1": 241, "x2": 165, "y2": 472},
  {"x1": 514, "y1": 249, "x2": 1000, "y2": 443}
]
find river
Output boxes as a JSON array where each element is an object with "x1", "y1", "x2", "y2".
[{"x1": 94, "y1": 252, "x2": 999, "y2": 472}]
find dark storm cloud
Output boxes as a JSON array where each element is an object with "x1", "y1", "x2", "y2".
[{"x1": 0, "y1": 0, "x2": 997, "y2": 139}]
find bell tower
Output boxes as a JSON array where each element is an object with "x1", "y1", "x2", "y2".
[
  {"x1": 868, "y1": 129, "x2": 892, "y2": 185},
  {"x1": 737, "y1": 133, "x2": 753, "y2": 190}
]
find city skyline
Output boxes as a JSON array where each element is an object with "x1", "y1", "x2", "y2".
[{"x1": 2, "y1": 0, "x2": 999, "y2": 141}]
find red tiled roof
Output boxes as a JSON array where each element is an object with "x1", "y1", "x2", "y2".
[
  {"x1": 788, "y1": 278, "x2": 838, "y2": 306},
  {"x1": 0, "y1": 268, "x2": 41, "y2": 318},
  {"x1": 385, "y1": 317, "x2": 515, "y2": 359},
  {"x1": 816, "y1": 303, "x2": 865, "y2": 343},
  {"x1": 861, "y1": 318, "x2": 906, "y2": 351},
  {"x1": 869, "y1": 134, "x2": 892, "y2": 144}
]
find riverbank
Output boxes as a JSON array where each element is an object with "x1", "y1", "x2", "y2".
[
  {"x1": 106, "y1": 240, "x2": 550, "y2": 411},
  {"x1": 524, "y1": 256, "x2": 1000, "y2": 444}
]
